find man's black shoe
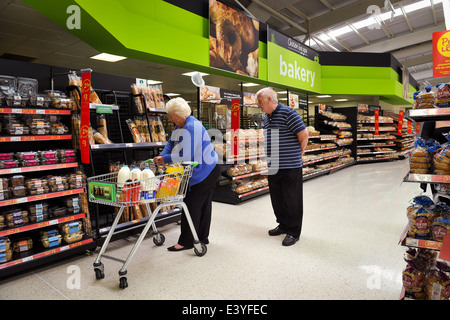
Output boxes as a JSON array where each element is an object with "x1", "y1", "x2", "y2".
[
  {"x1": 282, "y1": 234, "x2": 299, "y2": 246},
  {"x1": 268, "y1": 226, "x2": 286, "y2": 236}
]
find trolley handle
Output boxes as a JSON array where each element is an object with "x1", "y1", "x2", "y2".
[{"x1": 145, "y1": 159, "x2": 198, "y2": 167}]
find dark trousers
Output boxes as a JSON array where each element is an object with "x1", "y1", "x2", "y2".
[
  {"x1": 178, "y1": 164, "x2": 221, "y2": 246},
  {"x1": 267, "y1": 167, "x2": 303, "y2": 238}
]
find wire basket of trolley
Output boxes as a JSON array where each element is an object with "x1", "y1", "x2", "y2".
[{"x1": 87, "y1": 160, "x2": 206, "y2": 289}]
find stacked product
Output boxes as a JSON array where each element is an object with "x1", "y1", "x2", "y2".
[{"x1": 0, "y1": 149, "x2": 76, "y2": 169}]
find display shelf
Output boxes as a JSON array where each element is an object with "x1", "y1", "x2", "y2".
[
  {"x1": 0, "y1": 213, "x2": 87, "y2": 237},
  {"x1": 403, "y1": 172, "x2": 450, "y2": 184},
  {"x1": 0, "y1": 162, "x2": 78, "y2": 175},
  {"x1": 91, "y1": 141, "x2": 166, "y2": 151},
  {"x1": 0, "y1": 135, "x2": 72, "y2": 142},
  {"x1": 0, "y1": 188, "x2": 85, "y2": 207},
  {"x1": 226, "y1": 169, "x2": 269, "y2": 180},
  {"x1": 0, "y1": 235, "x2": 96, "y2": 278},
  {"x1": 357, "y1": 156, "x2": 399, "y2": 163},
  {"x1": 303, "y1": 161, "x2": 356, "y2": 181},
  {"x1": 401, "y1": 237, "x2": 443, "y2": 251},
  {"x1": 405, "y1": 108, "x2": 450, "y2": 122},
  {"x1": 0, "y1": 107, "x2": 71, "y2": 115},
  {"x1": 304, "y1": 145, "x2": 337, "y2": 153}
]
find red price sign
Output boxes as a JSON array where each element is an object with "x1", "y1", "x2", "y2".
[
  {"x1": 80, "y1": 69, "x2": 91, "y2": 164},
  {"x1": 230, "y1": 99, "x2": 240, "y2": 156},
  {"x1": 374, "y1": 109, "x2": 379, "y2": 136},
  {"x1": 397, "y1": 110, "x2": 404, "y2": 135}
]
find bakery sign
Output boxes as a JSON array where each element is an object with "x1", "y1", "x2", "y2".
[
  {"x1": 267, "y1": 27, "x2": 321, "y2": 93},
  {"x1": 433, "y1": 30, "x2": 450, "y2": 78}
]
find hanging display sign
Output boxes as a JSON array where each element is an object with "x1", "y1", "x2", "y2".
[
  {"x1": 208, "y1": 0, "x2": 259, "y2": 78},
  {"x1": 80, "y1": 69, "x2": 92, "y2": 164},
  {"x1": 397, "y1": 110, "x2": 404, "y2": 135},
  {"x1": 374, "y1": 109, "x2": 379, "y2": 136},
  {"x1": 230, "y1": 99, "x2": 240, "y2": 156},
  {"x1": 433, "y1": 30, "x2": 450, "y2": 78},
  {"x1": 407, "y1": 120, "x2": 412, "y2": 135},
  {"x1": 267, "y1": 27, "x2": 321, "y2": 93}
]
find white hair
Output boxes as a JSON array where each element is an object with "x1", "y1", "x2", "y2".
[
  {"x1": 256, "y1": 87, "x2": 278, "y2": 103},
  {"x1": 165, "y1": 97, "x2": 192, "y2": 119}
]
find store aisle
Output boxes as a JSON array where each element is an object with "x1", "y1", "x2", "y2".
[{"x1": 0, "y1": 159, "x2": 423, "y2": 300}]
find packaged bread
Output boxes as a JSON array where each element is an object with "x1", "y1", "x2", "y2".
[
  {"x1": 13, "y1": 237, "x2": 33, "y2": 253},
  {"x1": 0, "y1": 249, "x2": 13, "y2": 263},
  {"x1": 97, "y1": 114, "x2": 108, "y2": 139},
  {"x1": 4, "y1": 209, "x2": 28, "y2": 221},
  {"x1": 63, "y1": 232, "x2": 83, "y2": 244},
  {"x1": 126, "y1": 119, "x2": 143, "y2": 143},
  {"x1": 60, "y1": 221, "x2": 82, "y2": 235},
  {"x1": 131, "y1": 84, "x2": 145, "y2": 113},
  {"x1": 93, "y1": 129, "x2": 113, "y2": 144},
  {"x1": 0, "y1": 237, "x2": 11, "y2": 251},
  {"x1": 28, "y1": 202, "x2": 49, "y2": 215},
  {"x1": 41, "y1": 234, "x2": 62, "y2": 248}
]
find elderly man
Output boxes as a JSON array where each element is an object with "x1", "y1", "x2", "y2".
[{"x1": 256, "y1": 87, "x2": 309, "y2": 246}]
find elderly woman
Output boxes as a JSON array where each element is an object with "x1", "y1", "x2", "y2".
[{"x1": 154, "y1": 97, "x2": 220, "y2": 251}]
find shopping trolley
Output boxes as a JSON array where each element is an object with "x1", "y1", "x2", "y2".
[{"x1": 88, "y1": 161, "x2": 207, "y2": 289}]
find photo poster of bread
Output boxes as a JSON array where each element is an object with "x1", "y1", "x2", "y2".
[
  {"x1": 209, "y1": 0, "x2": 259, "y2": 78},
  {"x1": 243, "y1": 92, "x2": 257, "y2": 107},
  {"x1": 288, "y1": 93, "x2": 298, "y2": 109}
]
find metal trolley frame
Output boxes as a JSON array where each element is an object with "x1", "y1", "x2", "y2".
[{"x1": 87, "y1": 162, "x2": 206, "y2": 289}]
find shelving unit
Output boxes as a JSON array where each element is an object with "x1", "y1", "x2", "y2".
[
  {"x1": 304, "y1": 105, "x2": 356, "y2": 180},
  {"x1": 0, "y1": 98, "x2": 96, "y2": 277},
  {"x1": 398, "y1": 107, "x2": 450, "y2": 300},
  {"x1": 356, "y1": 106, "x2": 399, "y2": 164}
]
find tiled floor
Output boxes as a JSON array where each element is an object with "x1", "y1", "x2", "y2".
[{"x1": 0, "y1": 159, "x2": 423, "y2": 300}]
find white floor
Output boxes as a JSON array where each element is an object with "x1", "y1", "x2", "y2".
[{"x1": 0, "y1": 159, "x2": 424, "y2": 300}]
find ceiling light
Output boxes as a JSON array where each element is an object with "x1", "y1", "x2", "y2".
[
  {"x1": 165, "y1": 93, "x2": 181, "y2": 97},
  {"x1": 90, "y1": 53, "x2": 127, "y2": 62},
  {"x1": 277, "y1": 91, "x2": 288, "y2": 94},
  {"x1": 182, "y1": 71, "x2": 209, "y2": 77},
  {"x1": 147, "y1": 80, "x2": 163, "y2": 85},
  {"x1": 335, "y1": 98, "x2": 349, "y2": 102},
  {"x1": 316, "y1": 95, "x2": 331, "y2": 98},
  {"x1": 242, "y1": 83, "x2": 260, "y2": 87},
  {"x1": 308, "y1": 101, "x2": 314, "y2": 103}
]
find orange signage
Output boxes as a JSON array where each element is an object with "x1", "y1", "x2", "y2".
[{"x1": 433, "y1": 30, "x2": 450, "y2": 78}]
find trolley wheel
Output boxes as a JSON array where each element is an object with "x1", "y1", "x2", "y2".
[
  {"x1": 153, "y1": 233, "x2": 165, "y2": 246},
  {"x1": 94, "y1": 268, "x2": 104, "y2": 280},
  {"x1": 119, "y1": 277, "x2": 128, "y2": 289},
  {"x1": 194, "y1": 243, "x2": 207, "y2": 257}
]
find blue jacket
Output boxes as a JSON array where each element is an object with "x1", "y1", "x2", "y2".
[{"x1": 160, "y1": 116, "x2": 218, "y2": 186}]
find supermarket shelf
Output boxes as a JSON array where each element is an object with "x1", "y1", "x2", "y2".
[
  {"x1": 225, "y1": 154, "x2": 266, "y2": 163},
  {"x1": 226, "y1": 170, "x2": 268, "y2": 181},
  {"x1": 0, "y1": 188, "x2": 85, "y2": 207},
  {"x1": 304, "y1": 154, "x2": 340, "y2": 166},
  {"x1": 305, "y1": 146, "x2": 337, "y2": 153},
  {"x1": 0, "y1": 162, "x2": 78, "y2": 175},
  {"x1": 357, "y1": 150, "x2": 397, "y2": 156},
  {"x1": 406, "y1": 108, "x2": 450, "y2": 122},
  {"x1": 238, "y1": 186, "x2": 269, "y2": 199},
  {"x1": 403, "y1": 172, "x2": 450, "y2": 184},
  {"x1": 0, "y1": 213, "x2": 87, "y2": 237},
  {"x1": 358, "y1": 137, "x2": 396, "y2": 141},
  {"x1": 91, "y1": 141, "x2": 166, "y2": 150},
  {"x1": 304, "y1": 161, "x2": 356, "y2": 181},
  {"x1": 0, "y1": 107, "x2": 71, "y2": 115},
  {"x1": 0, "y1": 135, "x2": 72, "y2": 142},
  {"x1": 357, "y1": 157, "x2": 399, "y2": 164},
  {"x1": 212, "y1": 184, "x2": 269, "y2": 204},
  {"x1": 401, "y1": 236, "x2": 443, "y2": 251},
  {"x1": 0, "y1": 235, "x2": 96, "y2": 278},
  {"x1": 357, "y1": 144, "x2": 396, "y2": 148}
]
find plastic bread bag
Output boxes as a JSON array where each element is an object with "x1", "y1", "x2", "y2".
[
  {"x1": 406, "y1": 195, "x2": 434, "y2": 238},
  {"x1": 126, "y1": 119, "x2": 143, "y2": 143},
  {"x1": 154, "y1": 84, "x2": 165, "y2": 108},
  {"x1": 403, "y1": 259, "x2": 425, "y2": 298},
  {"x1": 435, "y1": 83, "x2": 450, "y2": 108},
  {"x1": 131, "y1": 84, "x2": 145, "y2": 114},
  {"x1": 92, "y1": 128, "x2": 113, "y2": 144},
  {"x1": 97, "y1": 114, "x2": 108, "y2": 139}
]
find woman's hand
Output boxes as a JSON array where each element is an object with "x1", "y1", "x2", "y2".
[{"x1": 153, "y1": 156, "x2": 165, "y2": 165}]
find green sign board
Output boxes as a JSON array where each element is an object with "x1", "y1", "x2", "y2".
[
  {"x1": 89, "y1": 181, "x2": 116, "y2": 203},
  {"x1": 267, "y1": 28, "x2": 321, "y2": 93}
]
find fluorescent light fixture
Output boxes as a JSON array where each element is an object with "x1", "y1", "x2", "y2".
[
  {"x1": 279, "y1": 98, "x2": 287, "y2": 101},
  {"x1": 165, "y1": 93, "x2": 181, "y2": 97},
  {"x1": 147, "y1": 80, "x2": 163, "y2": 85},
  {"x1": 277, "y1": 91, "x2": 288, "y2": 94},
  {"x1": 316, "y1": 95, "x2": 331, "y2": 98},
  {"x1": 308, "y1": 101, "x2": 314, "y2": 103},
  {"x1": 242, "y1": 83, "x2": 260, "y2": 87},
  {"x1": 335, "y1": 98, "x2": 349, "y2": 102},
  {"x1": 90, "y1": 53, "x2": 127, "y2": 62},
  {"x1": 182, "y1": 71, "x2": 209, "y2": 77}
]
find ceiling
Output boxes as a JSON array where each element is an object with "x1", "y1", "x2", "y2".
[{"x1": 0, "y1": 0, "x2": 448, "y2": 107}]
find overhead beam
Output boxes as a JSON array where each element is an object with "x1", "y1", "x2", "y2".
[
  {"x1": 282, "y1": 0, "x2": 403, "y2": 37},
  {"x1": 401, "y1": 54, "x2": 433, "y2": 68},
  {"x1": 354, "y1": 23, "x2": 445, "y2": 53}
]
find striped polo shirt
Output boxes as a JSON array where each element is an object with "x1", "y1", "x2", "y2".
[{"x1": 263, "y1": 102, "x2": 306, "y2": 169}]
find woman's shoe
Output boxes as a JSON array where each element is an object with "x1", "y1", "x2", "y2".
[{"x1": 167, "y1": 244, "x2": 193, "y2": 252}]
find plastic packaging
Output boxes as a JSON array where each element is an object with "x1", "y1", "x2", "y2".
[
  {"x1": 41, "y1": 234, "x2": 61, "y2": 248},
  {"x1": 13, "y1": 237, "x2": 33, "y2": 253},
  {"x1": 126, "y1": 119, "x2": 143, "y2": 143},
  {"x1": 60, "y1": 221, "x2": 82, "y2": 235},
  {"x1": 63, "y1": 232, "x2": 83, "y2": 244},
  {"x1": 130, "y1": 166, "x2": 142, "y2": 181}
]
